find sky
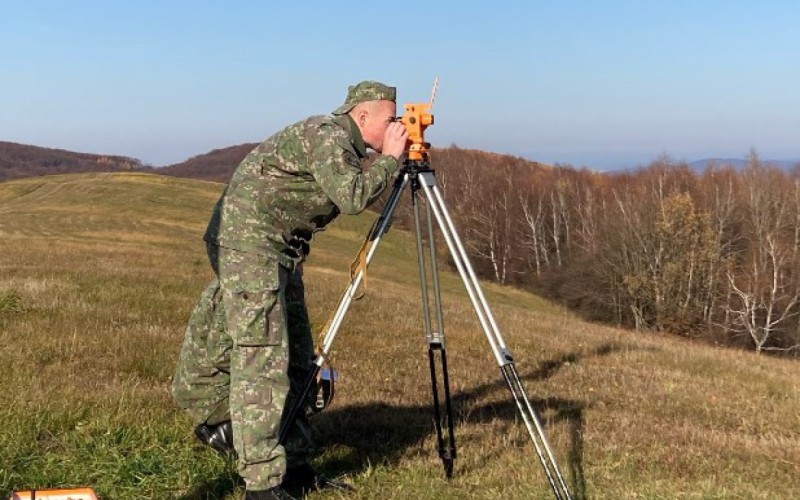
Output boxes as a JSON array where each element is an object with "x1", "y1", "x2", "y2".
[{"x1": 1, "y1": 1, "x2": 798, "y2": 171}]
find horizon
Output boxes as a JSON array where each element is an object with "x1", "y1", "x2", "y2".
[
  {"x1": 3, "y1": 138, "x2": 799, "y2": 174},
  {"x1": 2, "y1": 1, "x2": 799, "y2": 171}
]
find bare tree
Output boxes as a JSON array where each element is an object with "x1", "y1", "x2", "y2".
[
  {"x1": 723, "y1": 154, "x2": 800, "y2": 353},
  {"x1": 726, "y1": 235, "x2": 799, "y2": 353},
  {"x1": 518, "y1": 189, "x2": 548, "y2": 276},
  {"x1": 595, "y1": 166, "x2": 722, "y2": 334},
  {"x1": 574, "y1": 181, "x2": 599, "y2": 255},
  {"x1": 462, "y1": 165, "x2": 517, "y2": 284}
]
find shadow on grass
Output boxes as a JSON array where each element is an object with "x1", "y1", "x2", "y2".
[
  {"x1": 178, "y1": 469, "x2": 242, "y2": 500},
  {"x1": 183, "y1": 343, "x2": 623, "y2": 499},
  {"x1": 314, "y1": 343, "x2": 624, "y2": 499}
]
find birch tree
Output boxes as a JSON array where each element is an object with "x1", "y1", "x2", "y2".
[{"x1": 724, "y1": 155, "x2": 800, "y2": 352}]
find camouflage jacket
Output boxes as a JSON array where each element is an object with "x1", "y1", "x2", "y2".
[{"x1": 204, "y1": 114, "x2": 400, "y2": 266}]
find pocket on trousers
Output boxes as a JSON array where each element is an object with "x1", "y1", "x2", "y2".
[
  {"x1": 233, "y1": 254, "x2": 289, "y2": 346},
  {"x1": 221, "y1": 251, "x2": 286, "y2": 347},
  {"x1": 244, "y1": 379, "x2": 273, "y2": 406},
  {"x1": 232, "y1": 287, "x2": 281, "y2": 346}
]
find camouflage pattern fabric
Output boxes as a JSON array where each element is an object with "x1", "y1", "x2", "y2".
[
  {"x1": 220, "y1": 246, "x2": 290, "y2": 489},
  {"x1": 203, "y1": 113, "x2": 399, "y2": 267},
  {"x1": 282, "y1": 264, "x2": 316, "y2": 469},
  {"x1": 172, "y1": 249, "x2": 316, "y2": 489},
  {"x1": 332, "y1": 80, "x2": 396, "y2": 115},
  {"x1": 171, "y1": 276, "x2": 231, "y2": 426},
  {"x1": 175, "y1": 96, "x2": 400, "y2": 491}
]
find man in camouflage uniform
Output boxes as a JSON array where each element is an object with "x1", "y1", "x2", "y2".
[{"x1": 172, "y1": 81, "x2": 408, "y2": 500}]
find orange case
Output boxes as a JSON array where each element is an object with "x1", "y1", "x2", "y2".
[{"x1": 9, "y1": 488, "x2": 99, "y2": 500}]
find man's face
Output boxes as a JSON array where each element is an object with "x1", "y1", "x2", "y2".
[{"x1": 357, "y1": 100, "x2": 397, "y2": 153}]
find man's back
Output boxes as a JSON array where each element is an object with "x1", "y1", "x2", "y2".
[{"x1": 204, "y1": 112, "x2": 397, "y2": 263}]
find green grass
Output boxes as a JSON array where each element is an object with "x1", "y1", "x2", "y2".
[{"x1": 0, "y1": 172, "x2": 798, "y2": 499}]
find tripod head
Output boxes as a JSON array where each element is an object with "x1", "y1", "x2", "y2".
[{"x1": 399, "y1": 78, "x2": 438, "y2": 163}]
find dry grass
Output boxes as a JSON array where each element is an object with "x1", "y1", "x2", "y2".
[{"x1": 0, "y1": 173, "x2": 798, "y2": 499}]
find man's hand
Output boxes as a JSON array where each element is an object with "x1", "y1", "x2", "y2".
[{"x1": 382, "y1": 121, "x2": 408, "y2": 160}]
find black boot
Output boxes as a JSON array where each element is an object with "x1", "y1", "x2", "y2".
[
  {"x1": 194, "y1": 420, "x2": 235, "y2": 457},
  {"x1": 244, "y1": 486, "x2": 296, "y2": 500}
]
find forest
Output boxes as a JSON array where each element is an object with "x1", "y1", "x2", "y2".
[{"x1": 416, "y1": 148, "x2": 800, "y2": 356}]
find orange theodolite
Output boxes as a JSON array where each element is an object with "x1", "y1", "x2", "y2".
[{"x1": 399, "y1": 78, "x2": 438, "y2": 162}]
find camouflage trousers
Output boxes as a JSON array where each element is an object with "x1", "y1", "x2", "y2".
[{"x1": 172, "y1": 244, "x2": 315, "y2": 490}]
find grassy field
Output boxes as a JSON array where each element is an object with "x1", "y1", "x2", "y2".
[{"x1": 0, "y1": 172, "x2": 798, "y2": 499}]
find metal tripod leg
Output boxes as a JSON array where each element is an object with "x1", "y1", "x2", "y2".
[
  {"x1": 411, "y1": 177, "x2": 457, "y2": 478},
  {"x1": 415, "y1": 171, "x2": 573, "y2": 500},
  {"x1": 278, "y1": 171, "x2": 411, "y2": 445},
  {"x1": 278, "y1": 163, "x2": 572, "y2": 499}
]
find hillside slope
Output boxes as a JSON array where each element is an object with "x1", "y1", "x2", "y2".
[
  {"x1": 0, "y1": 173, "x2": 797, "y2": 499},
  {"x1": 0, "y1": 141, "x2": 148, "y2": 182},
  {"x1": 157, "y1": 143, "x2": 258, "y2": 182},
  {"x1": 154, "y1": 144, "x2": 550, "y2": 184},
  {"x1": 0, "y1": 140, "x2": 550, "y2": 186}
]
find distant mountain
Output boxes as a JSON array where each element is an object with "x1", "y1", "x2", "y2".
[
  {"x1": 0, "y1": 141, "x2": 149, "y2": 182},
  {"x1": 689, "y1": 158, "x2": 799, "y2": 172},
  {"x1": 0, "y1": 140, "x2": 550, "y2": 185},
  {"x1": 157, "y1": 143, "x2": 257, "y2": 183},
  {"x1": 3, "y1": 139, "x2": 796, "y2": 184},
  {"x1": 0, "y1": 140, "x2": 253, "y2": 183},
  {"x1": 155, "y1": 144, "x2": 551, "y2": 183}
]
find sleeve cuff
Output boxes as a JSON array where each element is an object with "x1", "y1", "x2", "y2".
[{"x1": 377, "y1": 154, "x2": 401, "y2": 175}]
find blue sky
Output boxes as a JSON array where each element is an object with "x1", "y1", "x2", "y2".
[{"x1": 1, "y1": 1, "x2": 798, "y2": 170}]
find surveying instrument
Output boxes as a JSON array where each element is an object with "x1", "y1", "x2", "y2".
[{"x1": 279, "y1": 80, "x2": 573, "y2": 500}]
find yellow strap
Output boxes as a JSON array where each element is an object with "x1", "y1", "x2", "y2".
[
  {"x1": 316, "y1": 296, "x2": 341, "y2": 367},
  {"x1": 349, "y1": 239, "x2": 372, "y2": 301}
]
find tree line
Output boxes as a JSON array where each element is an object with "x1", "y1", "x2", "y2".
[
  {"x1": 5, "y1": 138, "x2": 797, "y2": 355},
  {"x1": 408, "y1": 147, "x2": 800, "y2": 356},
  {"x1": 0, "y1": 141, "x2": 143, "y2": 182}
]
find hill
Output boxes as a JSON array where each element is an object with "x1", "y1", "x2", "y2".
[
  {"x1": 0, "y1": 172, "x2": 797, "y2": 499},
  {"x1": 157, "y1": 143, "x2": 258, "y2": 182},
  {"x1": 0, "y1": 141, "x2": 149, "y2": 182},
  {"x1": 0, "y1": 140, "x2": 549, "y2": 185},
  {"x1": 0, "y1": 140, "x2": 254, "y2": 184},
  {"x1": 155, "y1": 144, "x2": 551, "y2": 183}
]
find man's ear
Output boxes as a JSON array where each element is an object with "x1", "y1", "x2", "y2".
[
  {"x1": 352, "y1": 105, "x2": 369, "y2": 128},
  {"x1": 358, "y1": 110, "x2": 369, "y2": 127}
]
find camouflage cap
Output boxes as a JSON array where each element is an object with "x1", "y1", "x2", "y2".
[{"x1": 332, "y1": 80, "x2": 396, "y2": 115}]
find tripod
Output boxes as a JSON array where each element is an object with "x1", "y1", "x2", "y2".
[{"x1": 279, "y1": 158, "x2": 573, "y2": 500}]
